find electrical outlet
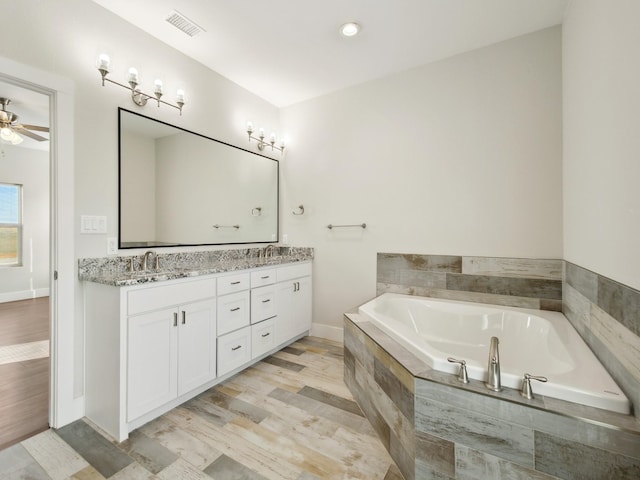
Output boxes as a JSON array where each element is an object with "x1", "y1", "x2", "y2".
[
  {"x1": 107, "y1": 237, "x2": 118, "y2": 255},
  {"x1": 283, "y1": 234, "x2": 288, "y2": 244}
]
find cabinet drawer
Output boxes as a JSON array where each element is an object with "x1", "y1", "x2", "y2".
[
  {"x1": 217, "y1": 326, "x2": 251, "y2": 376},
  {"x1": 277, "y1": 262, "x2": 312, "y2": 282},
  {"x1": 217, "y1": 291, "x2": 250, "y2": 336},
  {"x1": 217, "y1": 273, "x2": 250, "y2": 296},
  {"x1": 250, "y1": 269, "x2": 276, "y2": 287},
  {"x1": 250, "y1": 285, "x2": 277, "y2": 324},
  {"x1": 127, "y1": 278, "x2": 216, "y2": 316},
  {"x1": 251, "y1": 318, "x2": 276, "y2": 359}
]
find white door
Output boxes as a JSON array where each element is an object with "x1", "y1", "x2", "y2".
[{"x1": 127, "y1": 308, "x2": 178, "y2": 421}]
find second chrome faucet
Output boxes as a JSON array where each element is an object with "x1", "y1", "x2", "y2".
[{"x1": 485, "y1": 336, "x2": 502, "y2": 391}]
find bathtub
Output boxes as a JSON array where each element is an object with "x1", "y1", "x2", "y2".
[{"x1": 358, "y1": 293, "x2": 631, "y2": 414}]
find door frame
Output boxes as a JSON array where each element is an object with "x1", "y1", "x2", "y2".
[{"x1": 0, "y1": 55, "x2": 78, "y2": 427}]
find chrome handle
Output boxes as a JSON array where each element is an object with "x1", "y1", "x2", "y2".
[
  {"x1": 520, "y1": 373, "x2": 548, "y2": 399},
  {"x1": 231, "y1": 281, "x2": 241, "y2": 285},
  {"x1": 261, "y1": 275, "x2": 270, "y2": 279},
  {"x1": 447, "y1": 357, "x2": 469, "y2": 384},
  {"x1": 182, "y1": 311, "x2": 186, "y2": 325},
  {"x1": 230, "y1": 307, "x2": 240, "y2": 312},
  {"x1": 231, "y1": 345, "x2": 242, "y2": 351},
  {"x1": 173, "y1": 312, "x2": 178, "y2": 327},
  {"x1": 261, "y1": 332, "x2": 270, "y2": 338},
  {"x1": 262, "y1": 299, "x2": 271, "y2": 303}
]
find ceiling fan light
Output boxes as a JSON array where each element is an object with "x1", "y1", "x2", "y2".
[{"x1": 10, "y1": 133, "x2": 23, "y2": 145}]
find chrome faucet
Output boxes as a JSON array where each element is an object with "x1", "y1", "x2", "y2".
[
  {"x1": 141, "y1": 250, "x2": 156, "y2": 271},
  {"x1": 485, "y1": 336, "x2": 502, "y2": 391},
  {"x1": 260, "y1": 244, "x2": 277, "y2": 261}
]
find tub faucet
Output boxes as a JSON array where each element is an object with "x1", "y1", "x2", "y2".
[{"x1": 485, "y1": 336, "x2": 502, "y2": 392}]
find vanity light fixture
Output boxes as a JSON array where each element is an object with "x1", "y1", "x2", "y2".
[
  {"x1": 340, "y1": 22, "x2": 361, "y2": 37},
  {"x1": 246, "y1": 121, "x2": 285, "y2": 155},
  {"x1": 96, "y1": 54, "x2": 186, "y2": 115}
]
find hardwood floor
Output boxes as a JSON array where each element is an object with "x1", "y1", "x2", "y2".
[
  {"x1": 0, "y1": 297, "x2": 50, "y2": 451},
  {"x1": 0, "y1": 336, "x2": 404, "y2": 479}
]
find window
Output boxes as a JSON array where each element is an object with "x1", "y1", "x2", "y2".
[{"x1": 0, "y1": 183, "x2": 22, "y2": 266}]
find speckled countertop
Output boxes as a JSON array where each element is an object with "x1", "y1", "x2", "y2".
[{"x1": 78, "y1": 246, "x2": 313, "y2": 287}]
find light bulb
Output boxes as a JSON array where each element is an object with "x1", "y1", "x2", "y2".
[
  {"x1": 247, "y1": 121, "x2": 253, "y2": 134},
  {"x1": 0, "y1": 127, "x2": 13, "y2": 141},
  {"x1": 154, "y1": 79, "x2": 163, "y2": 94},
  {"x1": 127, "y1": 67, "x2": 139, "y2": 84},
  {"x1": 10, "y1": 133, "x2": 23, "y2": 145},
  {"x1": 340, "y1": 22, "x2": 360, "y2": 37},
  {"x1": 97, "y1": 53, "x2": 110, "y2": 71},
  {"x1": 176, "y1": 89, "x2": 185, "y2": 103}
]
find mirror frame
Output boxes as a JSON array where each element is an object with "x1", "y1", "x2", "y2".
[{"x1": 118, "y1": 108, "x2": 279, "y2": 249}]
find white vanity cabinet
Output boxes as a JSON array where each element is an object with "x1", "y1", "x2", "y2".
[
  {"x1": 127, "y1": 297, "x2": 217, "y2": 421},
  {"x1": 83, "y1": 260, "x2": 312, "y2": 442},
  {"x1": 275, "y1": 263, "x2": 312, "y2": 345}
]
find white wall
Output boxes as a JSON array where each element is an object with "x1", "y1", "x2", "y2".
[
  {"x1": 563, "y1": 0, "x2": 640, "y2": 291},
  {"x1": 0, "y1": 145, "x2": 49, "y2": 301},
  {"x1": 0, "y1": 0, "x2": 280, "y2": 408},
  {"x1": 281, "y1": 27, "x2": 563, "y2": 336}
]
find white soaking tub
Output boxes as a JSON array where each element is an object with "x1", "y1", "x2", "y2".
[{"x1": 358, "y1": 293, "x2": 631, "y2": 414}]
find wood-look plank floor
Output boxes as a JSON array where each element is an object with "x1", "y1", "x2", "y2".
[
  {"x1": 0, "y1": 297, "x2": 50, "y2": 451},
  {"x1": 0, "y1": 336, "x2": 404, "y2": 479}
]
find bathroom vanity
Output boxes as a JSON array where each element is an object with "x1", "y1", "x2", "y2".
[{"x1": 80, "y1": 248, "x2": 312, "y2": 441}]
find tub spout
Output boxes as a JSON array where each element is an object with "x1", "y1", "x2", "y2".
[{"x1": 485, "y1": 336, "x2": 502, "y2": 392}]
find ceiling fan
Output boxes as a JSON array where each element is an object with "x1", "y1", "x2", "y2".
[{"x1": 0, "y1": 97, "x2": 49, "y2": 145}]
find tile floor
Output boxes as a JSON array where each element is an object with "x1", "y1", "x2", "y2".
[{"x1": 0, "y1": 336, "x2": 403, "y2": 479}]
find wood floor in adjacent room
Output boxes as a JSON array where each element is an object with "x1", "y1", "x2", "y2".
[
  {"x1": 0, "y1": 336, "x2": 403, "y2": 479},
  {"x1": 0, "y1": 297, "x2": 50, "y2": 451}
]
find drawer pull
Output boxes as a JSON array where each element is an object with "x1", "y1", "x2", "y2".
[
  {"x1": 231, "y1": 345, "x2": 242, "y2": 351},
  {"x1": 182, "y1": 311, "x2": 186, "y2": 325},
  {"x1": 261, "y1": 275, "x2": 270, "y2": 279},
  {"x1": 173, "y1": 312, "x2": 178, "y2": 327},
  {"x1": 261, "y1": 299, "x2": 271, "y2": 303},
  {"x1": 230, "y1": 307, "x2": 241, "y2": 312},
  {"x1": 261, "y1": 332, "x2": 271, "y2": 338},
  {"x1": 231, "y1": 281, "x2": 241, "y2": 285}
]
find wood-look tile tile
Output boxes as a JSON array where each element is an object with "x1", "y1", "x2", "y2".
[
  {"x1": 282, "y1": 346, "x2": 305, "y2": 356},
  {"x1": 261, "y1": 355, "x2": 306, "y2": 372},
  {"x1": 199, "y1": 388, "x2": 270, "y2": 424},
  {"x1": 268, "y1": 387, "x2": 371, "y2": 434},
  {"x1": 384, "y1": 463, "x2": 406, "y2": 480},
  {"x1": 68, "y1": 465, "x2": 107, "y2": 480},
  {"x1": 109, "y1": 462, "x2": 156, "y2": 480},
  {"x1": 203, "y1": 453, "x2": 268, "y2": 480},
  {"x1": 297, "y1": 385, "x2": 363, "y2": 417},
  {"x1": 156, "y1": 457, "x2": 212, "y2": 480},
  {"x1": 164, "y1": 408, "x2": 301, "y2": 479},
  {"x1": 55, "y1": 420, "x2": 134, "y2": 479},
  {"x1": 139, "y1": 416, "x2": 222, "y2": 469},
  {"x1": 118, "y1": 429, "x2": 179, "y2": 474},
  {"x1": 296, "y1": 337, "x2": 344, "y2": 356},
  {"x1": 0, "y1": 442, "x2": 51, "y2": 480},
  {"x1": 21, "y1": 429, "x2": 88, "y2": 480}
]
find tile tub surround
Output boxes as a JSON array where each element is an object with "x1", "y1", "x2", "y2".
[
  {"x1": 377, "y1": 253, "x2": 563, "y2": 311},
  {"x1": 344, "y1": 315, "x2": 640, "y2": 480},
  {"x1": 78, "y1": 246, "x2": 313, "y2": 286},
  {"x1": 564, "y1": 261, "x2": 640, "y2": 421}
]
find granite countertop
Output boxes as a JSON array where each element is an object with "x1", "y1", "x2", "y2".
[{"x1": 78, "y1": 247, "x2": 313, "y2": 287}]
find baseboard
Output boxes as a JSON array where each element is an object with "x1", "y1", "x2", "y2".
[
  {"x1": 0, "y1": 288, "x2": 50, "y2": 304},
  {"x1": 310, "y1": 323, "x2": 344, "y2": 343}
]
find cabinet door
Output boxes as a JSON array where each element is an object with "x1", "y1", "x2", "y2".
[
  {"x1": 178, "y1": 298, "x2": 217, "y2": 395},
  {"x1": 128, "y1": 308, "x2": 178, "y2": 421},
  {"x1": 275, "y1": 276, "x2": 312, "y2": 345}
]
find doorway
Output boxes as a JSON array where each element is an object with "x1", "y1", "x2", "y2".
[{"x1": 0, "y1": 83, "x2": 50, "y2": 449}]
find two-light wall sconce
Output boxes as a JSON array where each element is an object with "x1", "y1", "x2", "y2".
[
  {"x1": 246, "y1": 121, "x2": 285, "y2": 155},
  {"x1": 96, "y1": 54, "x2": 186, "y2": 115}
]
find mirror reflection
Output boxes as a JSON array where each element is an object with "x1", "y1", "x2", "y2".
[{"x1": 118, "y1": 109, "x2": 279, "y2": 248}]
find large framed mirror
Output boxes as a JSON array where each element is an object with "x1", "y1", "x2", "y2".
[{"x1": 118, "y1": 108, "x2": 279, "y2": 248}]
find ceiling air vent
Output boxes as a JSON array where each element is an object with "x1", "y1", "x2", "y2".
[{"x1": 165, "y1": 10, "x2": 205, "y2": 37}]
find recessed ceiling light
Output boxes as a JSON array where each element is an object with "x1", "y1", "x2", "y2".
[{"x1": 340, "y1": 22, "x2": 361, "y2": 37}]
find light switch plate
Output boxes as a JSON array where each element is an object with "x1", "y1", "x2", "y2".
[
  {"x1": 81, "y1": 215, "x2": 107, "y2": 234},
  {"x1": 107, "y1": 237, "x2": 118, "y2": 255},
  {"x1": 283, "y1": 234, "x2": 288, "y2": 244}
]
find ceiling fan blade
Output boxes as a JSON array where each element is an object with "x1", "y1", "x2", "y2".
[
  {"x1": 20, "y1": 123, "x2": 49, "y2": 133},
  {"x1": 14, "y1": 126, "x2": 48, "y2": 142}
]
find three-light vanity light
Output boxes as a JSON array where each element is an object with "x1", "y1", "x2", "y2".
[
  {"x1": 246, "y1": 121, "x2": 285, "y2": 155},
  {"x1": 96, "y1": 54, "x2": 186, "y2": 115}
]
